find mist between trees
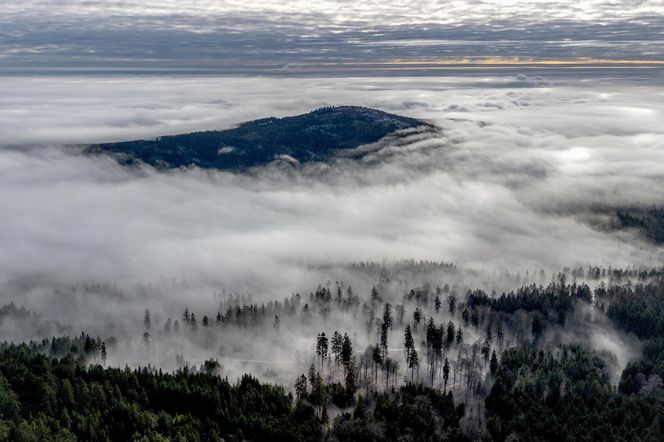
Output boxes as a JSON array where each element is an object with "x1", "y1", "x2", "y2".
[{"x1": 3, "y1": 262, "x2": 663, "y2": 439}]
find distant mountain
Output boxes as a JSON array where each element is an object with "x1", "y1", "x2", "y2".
[{"x1": 89, "y1": 106, "x2": 428, "y2": 170}]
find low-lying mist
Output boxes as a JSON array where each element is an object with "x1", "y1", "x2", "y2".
[{"x1": 0, "y1": 75, "x2": 663, "y2": 390}]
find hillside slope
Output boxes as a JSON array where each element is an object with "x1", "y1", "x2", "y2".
[{"x1": 89, "y1": 106, "x2": 427, "y2": 169}]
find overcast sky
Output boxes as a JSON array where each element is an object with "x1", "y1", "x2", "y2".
[{"x1": 2, "y1": 0, "x2": 664, "y2": 74}]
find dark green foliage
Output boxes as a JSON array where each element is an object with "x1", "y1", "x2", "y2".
[
  {"x1": 601, "y1": 277, "x2": 664, "y2": 400},
  {"x1": 90, "y1": 106, "x2": 426, "y2": 170},
  {"x1": 326, "y1": 382, "x2": 352, "y2": 409},
  {"x1": 615, "y1": 207, "x2": 664, "y2": 243},
  {"x1": 466, "y1": 278, "x2": 591, "y2": 326},
  {"x1": 0, "y1": 345, "x2": 323, "y2": 442},
  {"x1": 6, "y1": 270, "x2": 664, "y2": 440},
  {"x1": 619, "y1": 338, "x2": 664, "y2": 395},
  {"x1": 489, "y1": 351, "x2": 498, "y2": 376},
  {"x1": 329, "y1": 385, "x2": 466, "y2": 442},
  {"x1": 604, "y1": 278, "x2": 664, "y2": 339},
  {"x1": 486, "y1": 346, "x2": 664, "y2": 442}
]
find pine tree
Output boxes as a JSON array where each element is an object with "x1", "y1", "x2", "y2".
[
  {"x1": 100, "y1": 342, "x2": 107, "y2": 366},
  {"x1": 316, "y1": 333, "x2": 329, "y2": 371},
  {"x1": 341, "y1": 333, "x2": 353, "y2": 374},
  {"x1": 532, "y1": 315, "x2": 544, "y2": 341},
  {"x1": 344, "y1": 359, "x2": 357, "y2": 401},
  {"x1": 382, "y1": 303, "x2": 392, "y2": 329},
  {"x1": 408, "y1": 348, "x2": 419, "y2": 383},
  {"x1": 190, "y1": 313, "x2": 197, "y2": 331},
  {"x1": 448, "y1": 295, "x2": 457, "y2": 316},
  {"x1": 413, "y1": 308, "x2": 422, "y2": 331},
  {"x1": 490, "y1": 350, "x2": 498, "y2": 376},
  {"x1": 380, "y1": 322, "x2": 389, "y2": 360},
  {"x1": 446, "y1": 321, "x2": 455, "y2": 348},
  {"x1": 302, "y1": 303, "x2": 311, "y2": 323},
  {"x1": 144, "y1": 309, "x2": 151, "y2": 333},
  {"x1": 308, "y1": 364, "x2": 317, "y2": 390},
  {"x1": 482, "y1": 340, "x2": 491, "y2": 366},
  {"x1": 371, "y1": 286, "x2": 380, "y2": 303},
  {"x1": 462, "y1": 308, "x2": 469, "y2": 326},
  {"x1": 404, "y1": 324, "x2": 414, "y2": 362},
  {"x1": 497, "y1": 322, "x2": 505, "y2": 349},
  {"x1": 294, "y1": 374, "x2": 308, "y2": 402},
  {"x1": 321, "y1": 403, "x2": 329, "y2": 426},
  {"x1": 331, "y1": 331, "x2": 343, "y2": 369},
  {"x1": 456, "y1": 328, "x2": 463, "y2": 345},
  {"x1": 372, "y1": 345, "x2": 382, "y2": 385}
]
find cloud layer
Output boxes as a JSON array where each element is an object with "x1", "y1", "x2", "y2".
[
  {"x1": 0, "y1": 74, "x2": 661, "y2": 382},
  {"x1": 2, "y1": 0, "x2": 664, "y2": 73},
  {"x1": 1, "y1": 75, "x2": 663, "y2": 296}
]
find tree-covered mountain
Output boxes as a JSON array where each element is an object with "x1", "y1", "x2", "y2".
[{"x1": 88, "y1": 106, "x2": 427, "y2": 170}]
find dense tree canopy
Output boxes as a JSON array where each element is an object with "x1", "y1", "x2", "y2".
[
  {"x1": 91, "y1": 106, "x2": 427, "y2": 170},
  {"x1": 3, "y1": 266, "x2": 664, "y2": 441},
  {"x1": 0, "y1": 345, "x2": 322, "y2": 441}
]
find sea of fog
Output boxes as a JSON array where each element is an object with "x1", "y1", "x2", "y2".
[{"x1": 0, "y1": 74, "x2": 663, "y2": 341}]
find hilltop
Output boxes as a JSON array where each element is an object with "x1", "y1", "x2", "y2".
[{"x1": 89, "y1": 106, "x2": 428, "y2": 169}]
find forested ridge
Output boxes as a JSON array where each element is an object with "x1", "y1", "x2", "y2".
[
  {"x1": 2, "y1": 266, "x2": 664, "y2": 441},
  {"x1": 0, "y1": 344, "x2": 322, "y2": 441},
  {"x1": 89, "y1": 106, "x2": 427, "y2": 170}
]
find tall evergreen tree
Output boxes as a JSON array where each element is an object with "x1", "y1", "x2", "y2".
[
  {"x1": 443, "y1": 358, "x2": 450, "y2": 392},
  {"x1": 408, "y1": 348, "x2": 419, "y2": 383},
  {"x1": 403, "y1": 324, "x2": 414, "y2": 362},
  {"x1": 490, "y1": 350, "x2": 498, "y2": 376}
]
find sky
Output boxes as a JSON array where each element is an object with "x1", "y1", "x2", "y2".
[{"x1": 2, "y1": 0, "x2": 664, "y2": 73}]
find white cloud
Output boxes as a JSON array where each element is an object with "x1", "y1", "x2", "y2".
[
  {"x1": 0, "y1": 74, "x2": 662, "y2": 379},
  {"x1": 6, "y1": 0, "x2": 664, "y2": 24},
  {"x1": 0, "y1": 75, "x2": 662, "y2": 297}
]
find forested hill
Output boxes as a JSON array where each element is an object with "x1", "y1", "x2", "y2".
[{"x1": 88, "y1": 106, "x2": 428, "y2": 170}]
